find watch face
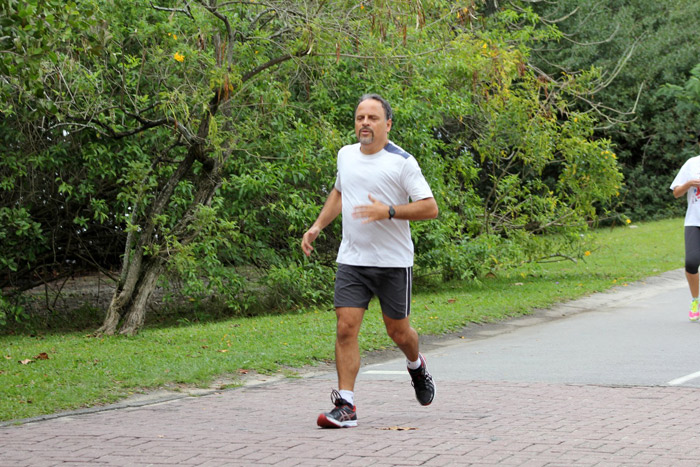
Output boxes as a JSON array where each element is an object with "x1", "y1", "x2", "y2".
[{"x1": 389, "y1": 206, "x2": 395, "y2": 218}]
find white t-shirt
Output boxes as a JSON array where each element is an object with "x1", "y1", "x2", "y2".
[
  {"x1": 334, "y1": 141, "x2": 434, "y2": 267},
  {"x1": 670, "y1": 155, "x2": 700, "y2": 226}
]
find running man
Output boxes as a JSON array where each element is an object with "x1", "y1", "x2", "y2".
[{"x1": 301, "y1": 94, "x2": 439, "y2": 428}]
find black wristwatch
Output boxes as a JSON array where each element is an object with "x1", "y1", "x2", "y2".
[{"x1": 388, "y1": 206, "x2": 396, "y2": 220}]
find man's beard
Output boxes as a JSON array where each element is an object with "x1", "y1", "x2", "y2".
[{"x1": 358, "y1": 129, "x2": 374, "y2": 144}]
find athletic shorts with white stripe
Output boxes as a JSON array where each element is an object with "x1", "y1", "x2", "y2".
[{"x1": 334, "y1": 263, "x2": 412, "y2": 319}]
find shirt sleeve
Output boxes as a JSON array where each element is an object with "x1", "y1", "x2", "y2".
[
  {"x1": 671, "y1": 159, "x2": 692, "y2": 190},
  {"x1": 334, "y1": 149, "x2": 342, "y2": 192},
  {"x1": 402, "y1": 157, "x2": 434, "y2": 201},
  {"x1": 334, "y1": 174, "x2": 341, "y2": 193}
]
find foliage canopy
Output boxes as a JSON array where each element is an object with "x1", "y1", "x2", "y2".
[{"x1": 1, "y1": 1, "x2": 624, "y2": 332}]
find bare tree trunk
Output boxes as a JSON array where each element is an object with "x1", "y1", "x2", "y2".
[
  {"x1": 95, "y1": 257, "x2": 163, "y2": 335},
  {"x1": 97, "y1": 298, "x2": 124, "y2": 335},
  {"x1": 92, "y1": 5, "x2": 266, "y2": 336},
  {"x1": 94, "y1": 233, "x2": 145, "y2": 335},
  {"x1": 118, "y1": 259, "x2": 163, "y2": 335}
]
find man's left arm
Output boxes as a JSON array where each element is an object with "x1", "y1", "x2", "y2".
[{"x1": 352, "y1": 194, "x2": 438, "y2": 223}]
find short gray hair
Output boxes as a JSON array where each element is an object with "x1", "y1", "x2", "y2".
[{"x1": 356, "y1": 94, "x2": 393, "y2": 121}]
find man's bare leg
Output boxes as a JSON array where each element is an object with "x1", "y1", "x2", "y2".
[
  {"x1": 382, "y1": 313, "x2": 435, "y2": 406},
  {"x1": 382, "y1": 313, "x2": 419, "y2": 362},
  {"x1": 335, "y1": 307, "x2": 365, "y2": 391},
  {"x1": 316, "y1": 307, "x2": 365, "y2": 428}
]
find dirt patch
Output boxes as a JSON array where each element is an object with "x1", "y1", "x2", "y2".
[
  {"x1": 13, "y1": 272, "x2": 173, "y2": 331},
  {"x1": 23, "y1": 273, "x2": 117, "y2": 313}
]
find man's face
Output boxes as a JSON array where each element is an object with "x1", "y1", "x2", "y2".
[{"x1": 355, "y1": 99, "x2": 391, "y2": 147}]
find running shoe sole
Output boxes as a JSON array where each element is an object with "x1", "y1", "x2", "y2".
[{"x1": 317, "y1": 413, "x2": 357, "y2": 428}]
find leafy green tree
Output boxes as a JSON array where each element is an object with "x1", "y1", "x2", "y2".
[{"x1": 88, "y1": 0, "x2": 396, "y2": 335}]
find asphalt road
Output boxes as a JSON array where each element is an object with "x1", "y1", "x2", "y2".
[{"x1": 339, "y1": 268, "x2": 700, "y2": 388}]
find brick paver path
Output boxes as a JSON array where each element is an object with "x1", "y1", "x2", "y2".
[{"x1": 3, "y1": 377, "x2": 700, "y2": 466}]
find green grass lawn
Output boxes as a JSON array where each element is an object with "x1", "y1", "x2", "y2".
[{"x1": 0, "y1": 217, "x2": 685, "y2": 422}]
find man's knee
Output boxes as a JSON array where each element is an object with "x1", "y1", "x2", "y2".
[
  {"x1": 337, "y1": 321, "x2": 360, "y2": 343},
  {"x1": 384, "y1": 319, "x2": 414, "y2": 344},
  {"x1": 336, "y1": 308, "x2": 364, "y2": 342}
]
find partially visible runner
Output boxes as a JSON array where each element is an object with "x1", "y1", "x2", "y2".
[
  {"x1": 301, "y1": 94, "x2": 439, "y2": 428},
  {"x1": 671, "y1": 132, "x2": 700, "y2": 321}
]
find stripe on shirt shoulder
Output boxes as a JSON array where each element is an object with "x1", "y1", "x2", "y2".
[{"x1": 384, "y1": 142, "x2": 412, "y2": 159}]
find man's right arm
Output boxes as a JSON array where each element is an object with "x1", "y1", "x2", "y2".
[{"x1": 301, "y1": 188, "x2": 342, "y2": 256}]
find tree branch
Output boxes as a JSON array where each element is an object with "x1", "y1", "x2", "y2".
[
  {"x1": 149, "y1": 1, "x2": 194, "y2": 18},
  {"x1": 241, "y1": 49, "x2": 308, "y2": 83}
]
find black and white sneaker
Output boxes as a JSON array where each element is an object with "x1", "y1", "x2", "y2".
[
  {"x1": 317, "y1": 389, "x2": 357, "y2": 428},
  {"x1": 408, "y1": 353, "x2": 435, "y2": 406}
]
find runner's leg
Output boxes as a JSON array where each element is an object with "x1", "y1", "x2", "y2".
[
  {"x1": 335, "y1": 306, "x2": 365, "y2": 391},
  {"x1": 383, "y1": 314, "x2": 419, "y2": 362},
  {"x1": 684, "y1": 226, "x2": 700, "y2": 297}
]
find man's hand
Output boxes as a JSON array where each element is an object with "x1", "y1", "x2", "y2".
[
  {"x1": 300, "y1": 188, "x2": 343, "y2": 256},
  {"x1": 352, "y1": 194, "x2": 389, "y2": 223},
  {"x1": 301, "y1": 226, "x2": 320, "y2": 256}
]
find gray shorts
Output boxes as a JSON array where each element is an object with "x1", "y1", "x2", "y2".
[{"x1": 334, "y1": 263, "x2": 412, "y2": 319}]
